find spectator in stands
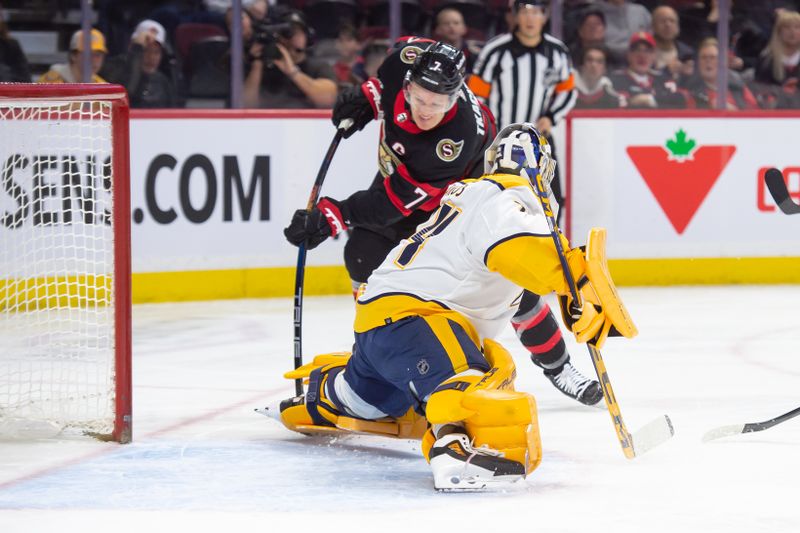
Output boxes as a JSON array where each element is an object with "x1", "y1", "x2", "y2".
[
  {"x1": 39, "y1": 29, "x2": 108, "y2": 83},
  {"x1": 232, "y1": 0, "x2": 269, "y2": 47},
  {"x1": 600, "y1": 0, "x2": 652, "y2": 66},
  {"x1": 683, "y1": 37, "x2": 759, "y2": 109},
  {"x1": 101, "y1": 20, "x2": 179, "y2": 108},
  {"x1": 688, "y1": 0, "x2": 748, "y2": 72},
  {"x1": 569, "y1": 8, "x2": 611, "y2": 67},
  {"x1": 651, "y1": 5, "x2": 695, "y2": 80},
  {"x1": 732, "y1": 1, "x2": 800, "y2": 66},
  {"x1": 609, "y1": 31, "x2": 688, "y2": 108},
  {"x1": 332, "y1": 23, "x2": 362, "y2": 86},
  {"x1": 242, "y1": 7, "x2": 337, "y2": 108},
  {"x1": 0, "y1": 19, "x2": 31, "y2": 82},
  {"x1": 352, "y1": 42, "x2": 389, "y2": 81},
  {"x1": 755, "y1": 9, "x2": 800, "y2": 91},
  {"x1": 433, "y1": 7, "x2": 480, "y2": 73},
  {"x1": 575, "y1": 45, "x2": 623, "y2": 109}
]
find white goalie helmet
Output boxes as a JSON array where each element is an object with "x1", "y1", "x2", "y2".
[{"x1": 484, "y1": 122, "x2": 557, "y2": 190}]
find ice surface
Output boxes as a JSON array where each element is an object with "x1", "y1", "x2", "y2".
[{"x1": 1, "y1": 287, "x2": 799, "y2": 533}]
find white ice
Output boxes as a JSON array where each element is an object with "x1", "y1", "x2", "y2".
[{"x1": 1, "y1": 286, "x2": 799, "y2": 533}]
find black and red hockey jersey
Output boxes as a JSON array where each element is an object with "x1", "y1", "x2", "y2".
[{"x1": 341, "y1": 37, "x2": 496, "y2": 227}]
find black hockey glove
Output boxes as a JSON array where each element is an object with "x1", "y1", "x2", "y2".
[
  {"x1": 284, "y1": 197, "x2": 348, "y2": 250},
  {"x1": 332, "y1": 83, "x2": 377, "y2": 139}
]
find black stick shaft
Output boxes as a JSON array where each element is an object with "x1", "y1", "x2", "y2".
[
  {"x1": 292, "y1": 123, "x2": 349, "y2": 396},
  {"x1": 764, "y1": 168, "x2": 800, "y2": 215},
  {"x1": 743, "y1": 405, "x2": 800, "y2": 433},
  {"x1": 529, "y1": 171, "x2": 580, "y2": 303}
]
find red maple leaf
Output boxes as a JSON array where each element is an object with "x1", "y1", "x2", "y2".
[{"x1": 627, "y1": 145, "x2": 736, "y2": 233}]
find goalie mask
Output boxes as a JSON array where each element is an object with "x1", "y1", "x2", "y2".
[{"x1": 484, "y1": 123, "x2": 557, "y2": 191}]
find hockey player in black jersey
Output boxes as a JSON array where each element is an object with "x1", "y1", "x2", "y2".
[
  {"x1": 284, "y1": 38, "x2": 602, "y2": 406},
  {"x1": 286, "y1": 38, "x2": 494, "y2": 280}
]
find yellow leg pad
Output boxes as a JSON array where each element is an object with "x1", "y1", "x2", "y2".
[
  {"x1": 336, "y1": 409, "x2": 428, "y2": 439},
  {"x1": 426, "y1": 374, "x2": 483, "y2": 423},
  {"x1": 279, "y1": 401, "x2": 338, "y2": 433},
  {"x1": 478, "y1": 339, "x2": 518, "y2": 391},
  {"x1": 464, "y1": 390, "x2": 542, "y2": 475},
  {"x1": 426, "y1": 339, "x2": 520, "y2": 424},
  {"x1": 422, "y1": 428, "x2": 437, "y2": 462},
  {"x1": 282, "y1": 402, "x2": 428, "y2": 440},
  {"x1": 283, "y1": 352, "x2": 351, "y2": 380}
]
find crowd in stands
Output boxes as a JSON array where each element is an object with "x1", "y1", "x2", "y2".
[{"x1": 2, "y1": 0, "x2": 800, "y2": 110}]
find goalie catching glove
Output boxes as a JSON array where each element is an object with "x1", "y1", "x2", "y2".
[
  {"x1": 557, "y1": 228, "x2": 638, "y2": 348},
  {"x1": 284, "y1": 197, "x2": 348, "y2": 250}
]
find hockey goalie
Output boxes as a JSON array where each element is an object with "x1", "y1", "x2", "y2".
[{"x1": 268, "y1": 123, "x2": 636, "y2": 491}]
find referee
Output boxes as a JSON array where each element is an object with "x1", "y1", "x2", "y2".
[
  {"x1": 469, "y1": 0, "x2": 576, "y2": 132},
  {"x1": 467, "y1": 0, "x2": 600, "y2": 408}
]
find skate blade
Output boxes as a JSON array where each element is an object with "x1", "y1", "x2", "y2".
[
  {"x1": 254, "y1": 406, "x2": 280, "y2": 422},
  {"x1": 434, "y1": 474, "x2": 523, "y2": 492}
]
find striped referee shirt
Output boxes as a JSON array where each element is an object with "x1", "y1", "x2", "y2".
[{"x1": 468, "y1": 33, "x2": 577, "y2": 130}]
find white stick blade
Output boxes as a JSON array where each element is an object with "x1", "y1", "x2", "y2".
[
  {"x1": 631, "y1": 415, "x2": 675, "y2": 456},
  {"x1": 702, "y1": 424, "x2": 745, "y2": 443}
]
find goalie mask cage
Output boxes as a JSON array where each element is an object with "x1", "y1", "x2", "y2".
[{"x1": 0, "y1": 84, "x2": 131, "y2": 443}]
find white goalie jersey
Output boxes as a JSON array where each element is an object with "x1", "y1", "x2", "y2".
[{"x1": 356, "y1": 173, "x2": 568, "y2": 341}]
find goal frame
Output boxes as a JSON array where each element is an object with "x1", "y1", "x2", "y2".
[{"x1": 0, "y1": 83, "x2": 132, "y2": 443}]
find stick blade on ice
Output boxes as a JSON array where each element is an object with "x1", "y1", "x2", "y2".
[
  {"x1": 631, "y1": 415, "x2": 675, "y2": 456},
  {"x1": 702, "y1": 424, "x2": 746, "y2": 443}
]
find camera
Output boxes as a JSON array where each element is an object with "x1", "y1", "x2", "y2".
[
  {"x1": 251, "y1": 9, "x2": 310, "y2": 62},
  {"x1": 252, "y1": 19, "x2": 293, "y2": 61}
]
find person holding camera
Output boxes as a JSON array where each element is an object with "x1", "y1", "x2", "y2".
[{"x1": 240, "y1": 7, "x2": 337, "y2": 108}]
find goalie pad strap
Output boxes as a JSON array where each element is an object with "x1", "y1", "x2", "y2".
[
  {"x1": 306, "y1": 366, "x2": 345, "y2": 427},
  {"x1": 432, "y1": 380, "x2": 472, "y2": 394}
]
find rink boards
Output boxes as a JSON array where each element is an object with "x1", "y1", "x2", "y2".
[
  {"x1": 567, "y1": 110, "x2": 800, "y2": 285},
  {"x1": 123, "y1": 110, "x2": 800, "y2": 302}
]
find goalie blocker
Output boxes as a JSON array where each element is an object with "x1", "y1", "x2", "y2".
[{"x1": 556, "y1": 228, "x2": 637, "y2": 349}]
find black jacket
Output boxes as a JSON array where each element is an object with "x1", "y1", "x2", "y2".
[{"x1": 101, "y1": 44, "x2": 178, "y2": 108}]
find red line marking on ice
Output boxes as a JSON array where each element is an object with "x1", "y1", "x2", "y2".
[
  {"x1": 0, "y1": 387, "x2": 289, "y2": 492},
  {"x1": 141, "y1": 387, "x2": 286, "y2": 439}
]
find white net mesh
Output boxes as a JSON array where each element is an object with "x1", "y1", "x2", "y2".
[{"x1": 0, "y1": 99, "x2": 117, "y2": 439}]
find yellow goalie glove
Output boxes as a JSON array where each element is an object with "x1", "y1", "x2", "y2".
[{"x1": 558, "y1": 228, "x2": 637, "y2": 349}]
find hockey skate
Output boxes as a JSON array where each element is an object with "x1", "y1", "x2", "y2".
[
  {"x1": 544, "y1": 361, "x2": 603, "y2": 406},
  {"x1": 428, "y1": 433, "x2": 525, "y2": 491}
]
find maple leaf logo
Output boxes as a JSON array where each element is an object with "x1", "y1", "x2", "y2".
[
  {"x1": 627, "y1": 130, "x2": 736, "y2": 234},
  {"x1": 665, "y1": 129, "x2": 696, "y2": 160}
]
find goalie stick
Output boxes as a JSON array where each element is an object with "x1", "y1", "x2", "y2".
[
  {"x1": 292, "y1": 119, "x2": 353, "y2": 396},
  {"x1": 764, "y1": 167, "x2": 800, "y2": 215},
  {"x1": 702, "y1": 405, "x2": 800, "y2": 442},
  {"x1": 523, "y1": 140, "x2": 673, "y2": 459}
]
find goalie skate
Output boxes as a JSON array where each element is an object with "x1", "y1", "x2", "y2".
[{"x1": 429, "y1": 433, "x2": 525, "y2": 491}]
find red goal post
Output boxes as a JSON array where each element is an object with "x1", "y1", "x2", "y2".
[{"x1": 0, "y1": 83, "x2": 132, "y2": 443}]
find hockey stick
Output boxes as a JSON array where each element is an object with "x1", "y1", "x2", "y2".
[
  {"x1": 292, "y1": 119, "x2": 353, "y2": 396},
  {"x1": 702, "y1": 405, "x2": 800, "y2": 442},
  {"x1": 764, "y1": 168, "x2": 800, "y2": 215},
  {"x1": 524, "y1": 150, "x2": 673, "y2": 459}
]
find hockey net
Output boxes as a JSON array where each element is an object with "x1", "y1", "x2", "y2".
[{"x1": 0, "y1": 84, "x2": 131, "y2": 442}]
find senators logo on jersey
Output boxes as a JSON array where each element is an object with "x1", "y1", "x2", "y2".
[
  {"x1": 400, "y1": 46, "x2": 425, "y2": 65},
  {"x1": 436, "y1": 139, "x2": 464, "y2": 162}
]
